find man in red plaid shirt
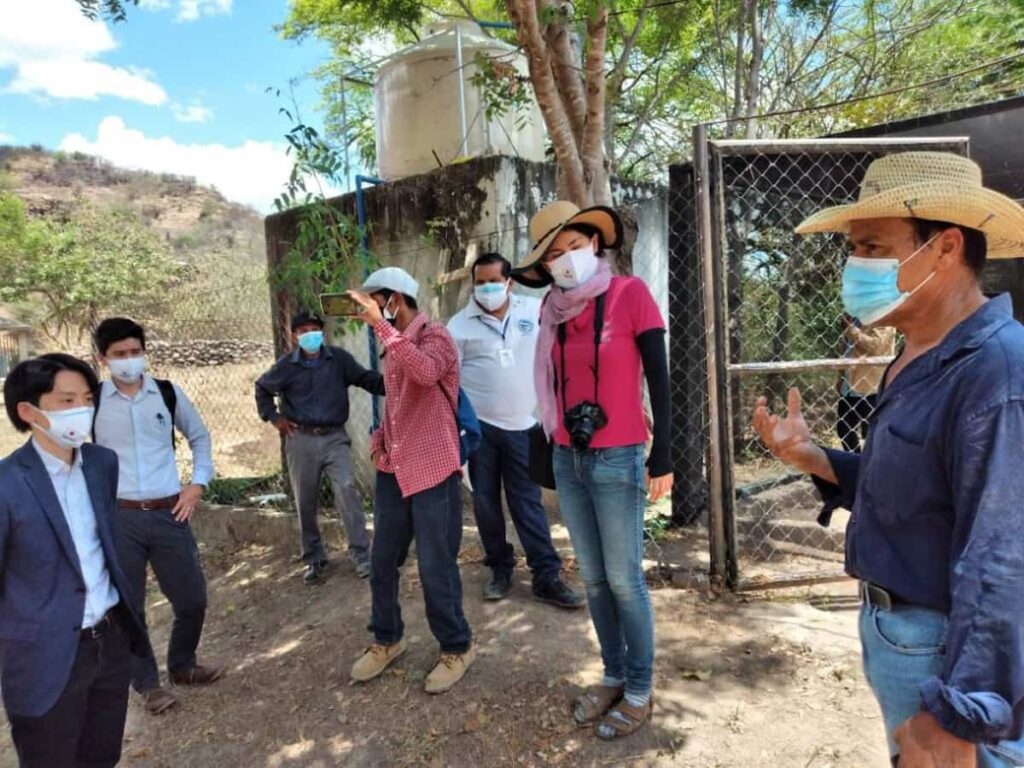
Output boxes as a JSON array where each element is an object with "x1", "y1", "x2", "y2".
[{"x1": 347, "y1": 267, "x2": 475, "y2": 694}]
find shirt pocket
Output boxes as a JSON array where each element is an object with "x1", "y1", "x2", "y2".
[{"x1": 863, "y1": 423, "x2": 943, "y2": 524}]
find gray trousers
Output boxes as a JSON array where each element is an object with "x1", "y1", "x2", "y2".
[{"x1": 285, "y1": 429, "x2": 370, "y2": 564}]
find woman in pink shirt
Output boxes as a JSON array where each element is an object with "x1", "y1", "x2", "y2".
[{"x1": 512, "y1": 201, "x2": 673, "y2": 740}]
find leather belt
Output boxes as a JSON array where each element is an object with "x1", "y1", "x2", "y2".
[
  {"x1": 82, "y1": 607, "x2": 119, "y2": 641},
  {"x1": 860, "y1": 581, "x2": 908, "y2": 611},
  {"x1": 118, "y1": 494, "x2": 179, "y2": 511},
  {"x1": 295, "y1": 424, "x2": 342, "y2": 436}
]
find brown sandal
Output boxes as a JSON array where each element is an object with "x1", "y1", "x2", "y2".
[
  {"x1": 572, "y1": 684, "x2": 624, "y2": 725},
  {"x1": 595, "y1": 697, "x2": 654, "y2": 740}
]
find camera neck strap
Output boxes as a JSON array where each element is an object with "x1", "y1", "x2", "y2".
[{"x1": 556, "y1": 292, "x2": 606, "y2": 411}]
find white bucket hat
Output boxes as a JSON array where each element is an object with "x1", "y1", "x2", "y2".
[
  {"x1": 795, "y1": 152, "x2": 1024, "y2": 259},
  {"x1": 361, "y1": 267, "x2": 420, "y2": 299}
]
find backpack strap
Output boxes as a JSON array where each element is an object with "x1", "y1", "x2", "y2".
[{"x1": 154, "y1": 378, "x2": 178, "y2": 451}]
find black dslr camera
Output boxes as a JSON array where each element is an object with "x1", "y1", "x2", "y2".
[{"x1": 564, "y1": 401, "x2": 608, "y2": 450}]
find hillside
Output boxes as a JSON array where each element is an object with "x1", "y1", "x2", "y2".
[{"x1": 0, "y1": 146, "x2": 265, "y2": 265}]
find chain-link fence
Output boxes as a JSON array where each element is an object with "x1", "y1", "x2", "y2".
[{"x1": 670, "y1": 132, "x2": 971, "y2": 590}]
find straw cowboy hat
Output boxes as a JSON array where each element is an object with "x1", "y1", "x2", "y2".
[
  {"x1": 511, "y1": 201, "x2": 624, "y2": 288},
  {"x1": 795, "y1": 151, "x2": 1024, "y2": 259}
]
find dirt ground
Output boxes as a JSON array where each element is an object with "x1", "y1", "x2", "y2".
[{"x1": 0, "y1": 505, "x2": 888, "y2": 768}]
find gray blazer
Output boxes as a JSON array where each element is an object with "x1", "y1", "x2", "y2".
[{"x1": 0, "y1": 441, "x2": 147, "y2": 717}]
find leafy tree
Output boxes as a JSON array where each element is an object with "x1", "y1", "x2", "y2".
[
  {"x1": 75, "y1": 0, "x2": 137, "y2": 21},
  {"x1": 0, "y1": 193, "x2": 181, "y2": 343}
]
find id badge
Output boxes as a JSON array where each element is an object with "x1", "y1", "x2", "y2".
[{"x1": 498, "y1": 348, "x2": 515, "y2": 368}]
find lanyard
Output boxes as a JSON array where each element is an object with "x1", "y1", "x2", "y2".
[
  {"x1": 556, "y1": 293, "x2": 606, "y2": 410},
  {"x1": 476, "y1": 311, "x2": 511, "y2": 342}
]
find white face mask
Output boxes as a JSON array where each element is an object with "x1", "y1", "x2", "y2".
[
  {"x1": 474, "y1": 281, "x2": 509, "y2": 312},
  {"x1": 31, "y1": 405, "x2": 95, "y2": 449},
  {"x1": 107, "y1": 355, "x2": 146, "y2": 383},
  {"x1": 548, "y1": 245, "x2": 599, "y2": 289},
  {"x1": 382, "y1": 296, "x2": 398, "y2": 324}
]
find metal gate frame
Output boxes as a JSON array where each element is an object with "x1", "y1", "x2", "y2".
[{"x1": 691, "y1": 127, "x2": 971, "y2": 590}]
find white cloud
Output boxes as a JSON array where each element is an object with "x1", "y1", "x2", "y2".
[
  {"x1": 0, "y1": 133, "x2": 13, "y2": 144},
  {"x1": 9, "y1": 59, "x2": 166, "y2": 105},
  {"x1": 172, "y1": 102, "x2": 214, "y2": 123},
  {"x1": 60, "y1": 116, "x2": 298, "y2": 213},
  {"x1": 140, "y1": 0, "x2": 232, "y2": 22},
  {"x1": 0, "y1": 0, "x2": 166, "y2": 105}
]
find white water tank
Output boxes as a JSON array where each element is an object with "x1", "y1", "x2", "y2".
[{"x1": 375, "y1": 20, "x2": 547, "y2": 180}]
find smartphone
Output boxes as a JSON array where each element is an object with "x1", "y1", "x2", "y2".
[{"x1": 320, "y1": 292, "x2": 360, "y2": 317}]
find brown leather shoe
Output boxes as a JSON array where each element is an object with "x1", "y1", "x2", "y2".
[
  {"x1": 141, "y1": 687, "x2": 178, "y2": 715},
  {"x1": 169, "y1": 661, "x2": 227, "y2": 686}
]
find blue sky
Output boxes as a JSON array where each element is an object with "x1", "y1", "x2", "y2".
[{"x1": 0, "y1": 0, "x2": 331, "y2": 211}]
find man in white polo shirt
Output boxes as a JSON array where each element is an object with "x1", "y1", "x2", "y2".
[{"x1": 448, "y1": 253, "x2": 583, "y2": 608}]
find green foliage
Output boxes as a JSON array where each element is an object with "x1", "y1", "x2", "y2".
[
  {"x1": 0, "y1": 192, "x2": 180, "y2": 342},
  {"x1": 468, "y1": 52, "x2": 532, "y2": 129},
  {"x1": 271, "y1": 100, "x2": 371, "y2": 321}
]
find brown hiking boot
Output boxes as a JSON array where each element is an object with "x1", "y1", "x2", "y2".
[
  {"x1": 350, "y1": 640, "x2": 407, "y2": 683},
  {"x1": 169, "y1": 662, "x2": 227, "y2": 686},
  {"x1": 424, "y1": 645, "x2": 476, "y2": 694},
  {"x1": 141, "y1": 687, "x2": 178, "y2": 715}
]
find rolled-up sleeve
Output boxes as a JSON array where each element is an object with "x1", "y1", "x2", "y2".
[
  {"x1": 919, "y1": 398, "x2": 1024, "y2": 743},
  {"x1": 173, "y1": 386, "x2": 215, "y2": 487},
  {"x1": 811, "y1": 448, "x2": 860, "y2": 526}
]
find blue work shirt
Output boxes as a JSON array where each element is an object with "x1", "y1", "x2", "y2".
[
  {"x1": 254, "y1": 345, "x2": 384, "y2": 427},
  {"x1": 815, "y1": 294, "x2": 1024, "y2": 747}
]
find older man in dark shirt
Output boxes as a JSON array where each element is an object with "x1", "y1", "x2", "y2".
[
  {"x1": 754, "y1": 152, "x2": 1024, "y2": 768},
  {"x1": 255, "y1": 311, "x2": 384, "y2": 583}
]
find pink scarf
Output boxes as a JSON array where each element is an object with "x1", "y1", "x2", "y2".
[{"x1": 535, "y1": 259, "x2": 613, "y2": 437}]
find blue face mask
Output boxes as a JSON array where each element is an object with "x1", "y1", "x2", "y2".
[
  {"x1": 841, "y1": 233, "x2": 940, "y2": 325},
  {"x1": 297, "y1": 330, "x2": 324, "y2": 353}
]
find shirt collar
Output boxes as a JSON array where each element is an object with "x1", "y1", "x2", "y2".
[
  {"x1": 103, "y1": 374, "x2": 157, "y2": 398},
  {"x1": 403, "y1": 313, "x2": 429, "y2": 339},
  {"x1": 935, "y1": 293, "x2": 1015, "y2": 364},
  {"x1": 31, "y1": 436, "x2": 82, "y2": 474},
  {"x1": 289, "y1": 345, "x2": 333, "y2": 364}
]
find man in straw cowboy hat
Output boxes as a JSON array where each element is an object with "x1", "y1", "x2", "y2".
[{"x1": 753, "y1": 152, "x2": 1024, "y2": 767}]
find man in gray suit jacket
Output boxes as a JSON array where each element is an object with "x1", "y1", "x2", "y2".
[{"x1": 0, "y1": 354, "x2": 147, "y2": 768}]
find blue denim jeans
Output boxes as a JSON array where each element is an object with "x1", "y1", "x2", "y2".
[
  {"x1": 859, "y1": 600, "x2": 1024, "y2": 766},
  {"x1": 468, "y1": 421, "x2": 562, "y2": 587},
  {"x1": 369, "y1": 471, "x2": 472, "y2": 654},
  {"x1": 553, "y1": 443, "x2": 654, "y2": 698}
]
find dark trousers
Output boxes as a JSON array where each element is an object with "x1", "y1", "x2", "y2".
[
  {"x1": 9, "y1": 613, "x2": 131, "y2": 768},
  {"x1": 837, "y1": 393, "x2": 876, "y2": 453},
  {"x1": 368, "y1": 471, "x2": 472, "y2": 654},
  {"x1": 467, "y1": 422, "x2": 562, "y2": 588},
  {"x1": 115, "y1": 506, "x2": 207, "y2": 692}
]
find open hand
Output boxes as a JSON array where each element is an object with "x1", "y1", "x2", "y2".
[
  {"x1": 274, "y1": 417, "x2": 298, "y2": 437},
  {"x1": 752, "y1": 388, "x2": 822, "y2": 474},
  {"x1": 347, "y1": 290, "x2": 382, "y2": 326}
]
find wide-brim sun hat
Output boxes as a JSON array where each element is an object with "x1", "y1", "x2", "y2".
[
  {"x1": 511, "y1": 201, "x2": 624, "y2": 288},
  {"x1": 361, "y1": 266, "x2": 420, "y2": 300},
  {"x1": 795, "y1": 151, "x2": 1024, "y2": 260}
]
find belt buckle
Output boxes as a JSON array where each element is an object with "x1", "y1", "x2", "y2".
[{"x1": 140, "y1": 500, "x2": 155, "y2": 511}]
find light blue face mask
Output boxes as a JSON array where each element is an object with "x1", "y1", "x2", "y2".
[
  {"x1": 841, "y1": 233, "x2": 940, "y2": 325},
  {"x1": 297, "y1": 330, "x2": 324, "y2": 353}
]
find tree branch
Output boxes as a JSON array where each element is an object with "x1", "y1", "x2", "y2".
[
  {"x1": 505, "y1": 0, "x2": 588, "y2": 203},
  {"x1": 580, "y1": 5, "x2": 610, "y2": 205},
  {"x1": 543, "y1": 0, "x2": 587, "y2": 149}
]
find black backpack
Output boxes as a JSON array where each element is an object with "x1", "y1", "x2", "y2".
[{"x1": 93, "y1": 378, "x2": 178, "y2": 450}]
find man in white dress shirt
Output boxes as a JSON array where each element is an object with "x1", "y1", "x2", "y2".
[
  {"x1": 448, "y1": 253, "x2": 583, "y2": 608},
  {"x1": 92, "y1": 317, "x2": 224, "y2": 715}
]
